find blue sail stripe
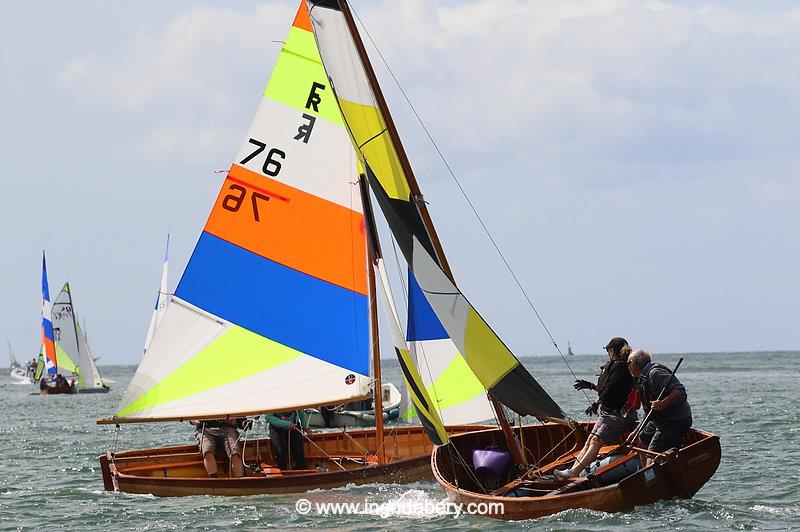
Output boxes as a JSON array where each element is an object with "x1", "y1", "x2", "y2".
[
  {"x1": 406, "y1": 269, "x2": 449, "y2": 342},
  {"x1": 176, "y1": 232, "x2": 369, "y2": 375}
]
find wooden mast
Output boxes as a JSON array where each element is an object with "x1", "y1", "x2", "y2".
[
  {"x1": 336, "y1": 0, "x2": 523, "y2": 465},
  {"x1": 336, "y1": 0, "x2": 453, "y2": 280},
  {"x1": 359, "y1": 175, "x2": 385, "y2": 465}
]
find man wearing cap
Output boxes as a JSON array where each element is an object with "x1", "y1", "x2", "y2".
[
  {"x1": 556, "y1": 337, "x2": 636, "y2": 479},
  {"x1": 627, "y1": 349, "x2": 693, "y2": 453}
]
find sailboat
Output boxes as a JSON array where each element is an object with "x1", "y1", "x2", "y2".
[
  {"x1": 97, "y1": 1, "x2": 484, "y2": 497},
  {"x1": 35, "y1": 253, "x2": 109, "y2": 394},
  {"x1": 8, "y1": 339, "x2": 31, "y2": 384},
  {"x1": 305, "y1": 382, "x2": 402, "y2": 428},
  {"x1": 50, "y1": 282, "x2": 109, "y2": 393},
  {"x1": 36, "y1": 252, "x2": 75, "y2": 394},
  {"x1": 567, "y1": 342, "x2": 575, "y2": 356},
  {"x1": 306, "y1": 0, "x2": 720, "y2": 519}
]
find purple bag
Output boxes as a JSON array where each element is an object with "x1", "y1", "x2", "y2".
[{"x1": 472, "y1": 448, "x2": 511, "y2": 475}]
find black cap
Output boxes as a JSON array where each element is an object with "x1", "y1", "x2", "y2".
[{"x1": 604, "y1": 337, "x2": 628, "y2": 353}]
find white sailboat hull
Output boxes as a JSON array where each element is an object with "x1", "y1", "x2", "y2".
[{"x1": 10, "y1": 368, "x2": 31, "y2": 384}]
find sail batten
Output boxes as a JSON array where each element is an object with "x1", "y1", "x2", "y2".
[{"x1": 109, "y1": 2, "x2": 371, "y2": 422}]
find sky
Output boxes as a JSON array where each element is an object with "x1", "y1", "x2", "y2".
[{"x1": 0, "y1": 0, "x2": 797, "y2": 366}]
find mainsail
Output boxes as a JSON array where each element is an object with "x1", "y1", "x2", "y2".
[
  {"x1": 110, "y1": 2, "x2": 371, "y2": 422},
  {"x1": 51, "y1": 283, "x2": 104, "y2": 387},
  {"x1": 40, "y1": 252, "x2": 57, "y2": 376},
  {"x1": 307, "y1": 0, "x2": 565, "y2": 422},
  {"x1": 144, "y1": 232, "x2": 170, "y2": 352}
]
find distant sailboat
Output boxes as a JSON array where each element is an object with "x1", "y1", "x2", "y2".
[
  {"x1": 8, "y1": 339, "x2": 31, "y2": 384},
  {"x1": 37, "y1": 252, "x2": 75, "y2": 394},
  {"x1": 567, "y1": 342, "x2": 575, "y2": 356},
  {"x1": 144, "y1": 232, "x2": 169, "y2": 353},
  {"x1": 50, "y1": 282, "x2": 110, "y2": 393}
]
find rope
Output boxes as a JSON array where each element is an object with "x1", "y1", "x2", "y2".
[
  {"x1": 298, "y1": 429, "x2": 347, "y2": 471},
  {"x1": 349, "y1": 4, "x2": 590, "y2": 404}
]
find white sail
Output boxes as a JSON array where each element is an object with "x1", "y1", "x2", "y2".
[
  {"x1": 144, "y1": 232, "x2": 170, "y2": 352},
  {"x1": 51, "y1": 283, "x2": 106, "y2": 389}
]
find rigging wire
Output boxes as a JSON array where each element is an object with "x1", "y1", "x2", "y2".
[{"x1": 349, "y1": 5, "x2": 590, "y2": 405}]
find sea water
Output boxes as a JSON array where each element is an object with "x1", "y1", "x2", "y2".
[{"x1": 1, "y1": 351, "x2": 798, "y2": 530}]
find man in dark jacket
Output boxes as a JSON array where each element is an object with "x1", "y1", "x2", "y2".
[
  {"x1": 627, "y1": 349, "x2": 693, "y2": 453},
  {"x1": 556, "y1": 337, "x2": 636, "y2": 478}
]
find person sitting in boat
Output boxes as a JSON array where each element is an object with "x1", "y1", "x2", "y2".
[
  {"x1": 55, "y1": 373, "x2": 68, "y2": 387},
  {"x1": 556, "y1": 337, "x2": 636, "y2": 479},
  {"x1": 264, "y1": 411, "x2": 311, "y2": 470},
  {"x1": 627, "y1": 349, "x2": 693, "y2": 454},
  {"x1": 39, "y1": 376, "x2": 49, "y2": 392},
  {"x1": 191, "y1": 418, "x2": 248, "y2": 478}
]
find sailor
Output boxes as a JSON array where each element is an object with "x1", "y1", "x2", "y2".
[
  {"x1": 191, "y1": 418, "x2": 249, "y2": 478},
  {"x1": 265, "y1": 411, "x2": 311, "y2": 470},
  {"x1": 627, "y1": 349, "x2": 693, "y2": 453},
  {"x1": 556, "y1": 337, "x2": 636, "y2": 479},
  {"x1": 39, "y1": 377, "x2": 49, "y2": 392},
  {"x1": 55, "y1": 373, "x2": 67, "y2": 387}
]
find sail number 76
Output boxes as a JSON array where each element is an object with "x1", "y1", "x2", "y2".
[
  {"x1": 222, "y1": 184, "x2": 270, "y2": 222},
  {"x1": 239, "y1": 138, "x2": 285, "y2": 177}
]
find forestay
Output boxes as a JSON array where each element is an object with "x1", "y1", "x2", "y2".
[
  {"x1": 109, "y1": 3, "x2": 371, "y2": 422},
  {"x1": 307, "y1": 0, "x2": 565, "y2": 422}
]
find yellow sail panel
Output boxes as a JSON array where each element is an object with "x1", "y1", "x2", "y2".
[
  {"x1": 337, "y1": 99, "x2": 411, "y2": 200},
  {"x1": 308, "y1": 4, "x2": 412, "y2": 202}
]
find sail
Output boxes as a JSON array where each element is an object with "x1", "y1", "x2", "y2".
[
  {"x1": 376, "y1": 257, "x2": 448, "y2": 445},
  {"x1": 7, "y1": 339, "x2": 20, "y2": 369},
  {"x1": 33, "y1": 345, "x2": 44, "y2": 380},
  {"x1": 40, "y1": 253, "x2": 57, "y2": 376},
  {"x1": 111, "y1": 2, "x2": 370, "y2": 422},
  {"x1": 308, "y1": 0, "x2": 564, "y2": 421},
  {"x1": 405, "y1": 269, "x2": 495, "y2": 425},
  {"x1": 52, "y1": 283, "x2": 101, "y2": 386},
  {"x1": 77, "y1": 322, "x2": 105, "y2": 388},
  {"x1": 144, "y1": 232, "x2": 170, "y2": 352},
  {"x1": 54, "y1": 343, "x2": 78, "y2": 376}
]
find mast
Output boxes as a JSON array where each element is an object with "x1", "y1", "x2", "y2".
[
  {"x1": 336, "y1": 0, "x2": 452, "y2": 280},
  {"x1": 64, "y1": 284, "x2": 82, "y2": 376},
  {"x1": 336, "y1": 0, "x2": 523, "y2": 461},
  {"x1": 359, "y1": 174, "x2": 385, "y2": 465}
]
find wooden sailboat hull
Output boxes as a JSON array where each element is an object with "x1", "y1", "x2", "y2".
[
  {"x1": 431, "y1": 423, "x2": 720, "y2": 520},
  {"x1": 39, "y1": 383, "x2": 77, "y2": 395},
  {"x1": 77, "y1": 386, "x2": 110, "y2": 394},
  {"x1": 100, "y1": 425, "x2": 485, "y2": 496}
]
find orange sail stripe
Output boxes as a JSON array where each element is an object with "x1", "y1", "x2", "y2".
[
  {"x1": 204, "y1": 164, "x2": 367, "y2": 296},
  {"x1": 292, "y1": 1, "x2": 312, "y2": 33}
]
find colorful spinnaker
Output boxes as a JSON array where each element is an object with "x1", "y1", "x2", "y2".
[
  {"x1": 308, "y1": 0, "x2": 565, "y2": 424},
  {"x1": 40, "y1": 252, "x2": 57, "y2": 376},
  {"x1": 109, "y1": 2, "x2": 374, "y2": 422},
  {"x1": 143, "y1": 232, "x2": 169, "y2": 353}
]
